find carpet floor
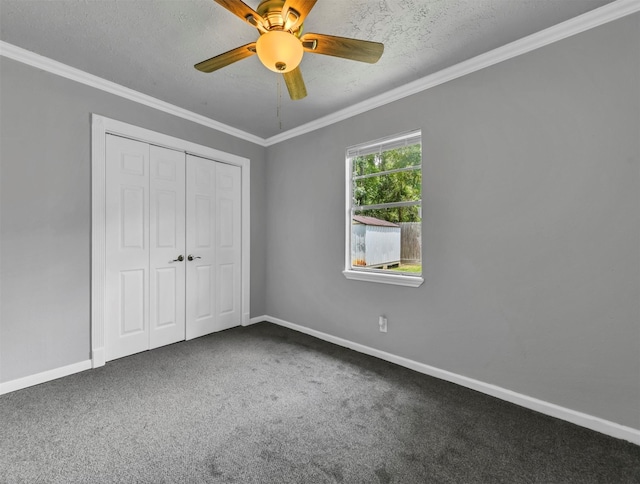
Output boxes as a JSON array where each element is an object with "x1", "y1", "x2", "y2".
[{"x1": 1, "y1": 322, "x2": 638, "y2": 483}]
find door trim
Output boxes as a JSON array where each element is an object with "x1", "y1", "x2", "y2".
[{"x1": 91, "y1": 114, "x2": 250, "y2": 368}]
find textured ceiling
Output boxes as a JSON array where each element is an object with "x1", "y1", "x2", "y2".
[{"x1": 0, "y1": 0, "x2": 616, "y2": 139}]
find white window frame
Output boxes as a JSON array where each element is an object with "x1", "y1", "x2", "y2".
[{"x1": 343, "y1": 130, "x2": 424, "y2": 287}]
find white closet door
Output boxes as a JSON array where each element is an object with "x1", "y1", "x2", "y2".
[
  {"x1": 185, "y1": 158, "x2": 242, "y2": 338},
  {"x1": 185, "y1": 155, "x2": 217, "y2": 339},
  {"x1": 215, "y1": 162, "x2": 242, "y2": 330},
  {"x1": 105, "y1": 141, "x2": 242, "y2": 358},
  {"x1": 149, "y1": 146, "x2": 186, "y2": 349},
  {"x1": 105, "y1": 135, "x2": 150, "y2": 361}
]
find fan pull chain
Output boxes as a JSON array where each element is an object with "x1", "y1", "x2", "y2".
[{"x1": 277, "y1": 79, "x2": 283, "y2": 131}]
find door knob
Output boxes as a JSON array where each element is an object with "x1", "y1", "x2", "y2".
[
  {"x1": 187, "y1": 255, "x2": 201, "y2": 261},
  {"x1": 171, "y1": 255, "x2": 184, "y2": 262}
]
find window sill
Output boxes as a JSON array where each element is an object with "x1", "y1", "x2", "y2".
[{"x1": 343, "y1": 270, "x2": 424, "y2": 287}]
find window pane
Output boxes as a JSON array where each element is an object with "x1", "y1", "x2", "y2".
[
  {"x1": 352, "y1": 144, "x2": 421, "y2": 177},
  {"x1": 351, "y1": 208, "x2": 421, "y2": 274},
  {"x1": 353, "y1": 169, "x2": 422, "y2": 209}
]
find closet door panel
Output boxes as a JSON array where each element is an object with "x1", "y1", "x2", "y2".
[
  {"x1": 215, "y1": 163, "x2": 242, "y2": 330},
  {"x1": 185, "y1": 156, "x2": 217, "y2": 339},
  {"x1": 105, "y1": 135, "x2": 150, "y2": 361},
  {"x1": 149, "y1": 146, "x2": 186, "y2": 349}
]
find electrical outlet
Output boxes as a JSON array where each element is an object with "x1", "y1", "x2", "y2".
[{"x1": 379, "y1": 316, "x2": 387, "y2": 333}]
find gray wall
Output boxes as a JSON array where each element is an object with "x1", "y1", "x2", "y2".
[
  {"x1": 265, "y1": 14, "x2": 640, "y2": 429},
  {"x1": 0, "y1": 58, "x2": 267, "y2": 382}
]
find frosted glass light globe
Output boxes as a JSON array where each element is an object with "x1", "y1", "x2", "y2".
[{"x1": 256, "y1": 30, "x2": 303, "y2": 73}]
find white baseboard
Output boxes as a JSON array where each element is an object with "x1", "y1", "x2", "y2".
[
  {"x1": 0, "y1": 360, "x2": 92, "y2": 396},
  {"x1": 253, "y1": 315, "x2": 640, "y2": 446},
  {"x1": 246, "y1": 316, "x2": 266, "y2": 326}
]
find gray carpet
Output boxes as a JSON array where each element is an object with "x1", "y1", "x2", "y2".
[{"x1": 1, "y1": 322, "x2": 638, "y2": 483}]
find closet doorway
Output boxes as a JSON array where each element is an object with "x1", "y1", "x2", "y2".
[{"x1": 91, "y1": 115, "x2": 250, "y2": 367}]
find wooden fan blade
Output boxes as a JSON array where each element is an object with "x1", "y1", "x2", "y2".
[
  {"x1": 194, "y1": 43, "x2": 256, "y2": 73},
  {"x1": 213, "y1": 0, "x2": 266, "y2": 30},
  {"x1": 283, "y1": 67, "x2": 307, "y2": 100},
  {"x1": 300, "y1": 33, "x2": 384, "y2": 64},
  {"x1": 281, "y1": 0, "x2": 317, "y2": 31}
]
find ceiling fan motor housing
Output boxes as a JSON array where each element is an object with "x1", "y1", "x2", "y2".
[{"x1": 256, "y1": 0, "x2": 303, "y2": 34}]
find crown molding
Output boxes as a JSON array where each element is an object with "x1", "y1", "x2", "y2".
[
  {"x1": 263, "y1": 0, "x2": 640, "y2": 146},
  {"x1": 1, "y1": 0, "x2": 638, "y2": 148},
  {"x1": 0, "y1": 41, "x2": 266, "y2": 146}
]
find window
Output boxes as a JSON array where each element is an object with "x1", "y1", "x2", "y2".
[{"x1": 344, "y1": 130, "x2": 423, "y2": 287}]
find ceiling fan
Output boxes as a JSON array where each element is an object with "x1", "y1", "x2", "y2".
[{"x1": 195, "y1": 0, "x2": 384, "y2": 100}]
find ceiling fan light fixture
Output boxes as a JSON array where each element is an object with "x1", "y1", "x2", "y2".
[{"x1": 256, "y1": 30, "x2": 303, "y2": 73}]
